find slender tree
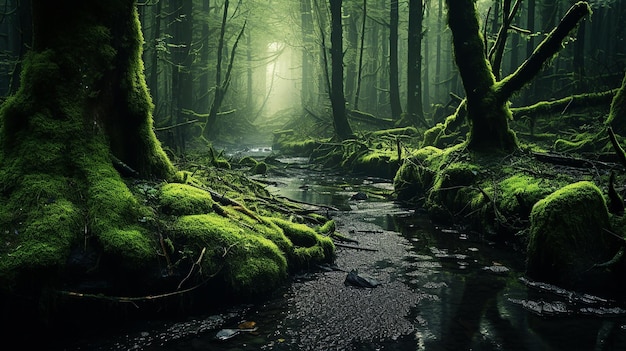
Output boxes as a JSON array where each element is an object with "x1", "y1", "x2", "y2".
[
  {"x1": 353, "y1": 0, "x2": 367, "y2": 110},
  {"x1": 406, "y1": 0, "x2": 427, "y2": 128},
  {"x1": 301, "y1": 0, "x2": 314, "y2": 108},
  {"x1": 329, "y1": 0, "x2": 354, "y2": 139},
  {"x1": 170, "y1": 0, "x2": 194, "y2": 153},
  {"x1": 389, "y1": 0, "x2": 402, "y2": 119}
]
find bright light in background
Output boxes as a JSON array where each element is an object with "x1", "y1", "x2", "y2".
[{"x1": 264, "y1": 41, "x2": 299, "y2": 117}]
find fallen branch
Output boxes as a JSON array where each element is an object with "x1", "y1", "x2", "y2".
[
  {"x1": 532, "y1": 151, "x2": 616, "y2": 169},
  {"x1": 178, "y1": 247, "x2": 207, "y2": 290},
  {"x1": 154, "y1": 119, "x2": 199, "y2": 132}
]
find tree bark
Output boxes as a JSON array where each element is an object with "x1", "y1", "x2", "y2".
[
  {"x1": 171, "y1": 0, "x2": 194, "y2": 153},
  {"x1": 353, "y1": 0, "x2": 366, "y2": 110},
  {"x1": 0, "y1": 0, "x2": 175, "y2": 330},
  {"x1": 300, "y1": 0, "x2": 314, "y2": 108},
  {"x1": 445, "y1": 0, "x2": 591, "y2": 151},
  {"x1": 406, "y1": 0, "x2": 426, "y2": 128},
  {"x1": 446, "y1": 0, "x2": 517, "y2": 151},
  {"x1": 329, "y1": 0, "x2": 354, "y2": 139},
  {"x1": 389, "y1": 0, "x2": 402, "y2": 119}
]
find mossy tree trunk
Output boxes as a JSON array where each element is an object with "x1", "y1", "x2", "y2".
[
  {"x1": 607, "y1": 73, "x2": 626, "y2": 135},
  {"x1": 9, "y1": 0, "x2": 175, "y2": 178},
  {"x1": 446, "y1": 0, "x2": 518, "y2": 151},
  {"x1": 445, "y1": 0, "x2": 591, "y2": 152},
  {"x1": 0, "y1": 0, "x2": 174, "y2": 319}
]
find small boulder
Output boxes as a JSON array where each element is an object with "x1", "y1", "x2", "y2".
[{"x1": 526, "y1": 181, "x2": 619, "y2": 292}]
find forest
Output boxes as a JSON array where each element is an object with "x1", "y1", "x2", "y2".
[{"x1": 1, "y1": 0, "x2": 626, "y2": 349}]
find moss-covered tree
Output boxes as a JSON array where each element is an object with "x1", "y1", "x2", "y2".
[
  {"x1": 443, "y1": 0, "x2": 591, "y2": 151},
  {"x1": 0, "y1": 0, "x2": 175, "y2": 331}
]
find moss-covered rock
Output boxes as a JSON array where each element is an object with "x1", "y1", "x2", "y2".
[
  {"x1": 171, "y1": 214, "x2": 287, "y2": 295},
  {"x1": 393, "y1": 146, "x2": 443, "y2": 201},
  {"x1": 272, "y1": 130, "x2": 320, "y2": 156},
  {"x1": 270, "y1": 217, "x2": 335, "y2": 268},
  {"x1": 526, "y1": 181, "x2": 619, "y2": 292},
  {"x1": 426, "y1": 161, "x2": 482, "y2": 221},
  {"x1": 159, "y1": 183, "x2": 214, "y2": 215}
]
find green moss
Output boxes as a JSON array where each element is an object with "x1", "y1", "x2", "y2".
[
  {"x1": 317, "y1": 219, "x2": 336, "y2": 235},
  {"x1": 272, "y1": 132, "x2": 320, "y2": 156},
  {"x1": 238, "y1": 156, "x2": 258, "y2": 167},
  {"x1": 270, "y1": 217, "x2": 335, "y2": 267},
  {"x1": 351, "y1": 149, "x2": 399, "y2": 178},
  {"x1": 159, "y1": 183, "x2": 214, "y2": 215},
  {"x1": 171, "y1": 214, "x2": 287, "y2": 295},
  {"x1": 497, "y1": 174, "x2": 555, "y2": 217},
  {"x1": 607, "y1": 73, "x2": 626, "y2": 134},
  {"x1": 98, "y1": 228, "x2": 155, "y2": 267},
  {"x1": 526, "y1": 181, "x2": 618, "y2": 290},
  {"x1": 394, "y1": 147, "x2": 443, "y2": 201},
  {"x1": 427, "y1": 161, "x2": 482, "y2": 221},
  {"x1": 552, "y1": 131, "x2": 611, "y2": 154},
  {"x1": 422, "y1": 124, "x2": 444, "y2": 147},
  {"x1": 251, "y1": 162, "x2": 268, "y2": 175}
]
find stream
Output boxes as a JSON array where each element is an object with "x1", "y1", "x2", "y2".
[{"x1": 66, "y1": 149, "x2": 626, "y2": 351}]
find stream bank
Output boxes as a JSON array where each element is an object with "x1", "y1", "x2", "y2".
[{"x1": 64, "y1": 151, "x2": 626, "y2": 351}]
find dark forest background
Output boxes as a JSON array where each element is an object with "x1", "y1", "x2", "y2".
[{"x1": 1, "y1": 0, "x2": 624, "y2": 152}]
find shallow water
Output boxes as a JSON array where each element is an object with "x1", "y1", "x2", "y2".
[{"x1": 67, "y1": 153, "x2": 626, "y2": 351}]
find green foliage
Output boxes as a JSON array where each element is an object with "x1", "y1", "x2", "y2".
[{"x1": 272, "y1": 131, "x2": 321, "y2": 156}]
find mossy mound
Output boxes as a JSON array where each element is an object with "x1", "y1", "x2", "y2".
[
  {"x1": 169, "y1": 208, "x2": 335, "y2": 295},
  {"x1": 171, "y1": 214, "x2": 288, "y2": 295},
  {"x1": 393, "y1": 146, "x2": 443, "y2": 201},
  {"x1": 426, "y1": 160, "x2": 483, "y2": 222},
  {"x1": 272, "y1": 130, "x2": 321, "y2": 156},
  {"x1": 159, "y1": 183, "x2": 215, "y2": 215},
  {"x1": 526, "y1": 181, "x2": 620, "y2": 292},
  {"x1": 270, "y1": 217, "x2": 335, "y2": 268}
]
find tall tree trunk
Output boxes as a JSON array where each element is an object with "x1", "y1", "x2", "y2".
[
  {"x1": 0, "y1": 0, "x2": 175, "y2": 308},
  {"x1": 149, "y1": 0, "x2": 162, "y2": 107},
  {"x1": 198, "y1": 0, "x2": 211, "y2": 115},
  {"x1": 434, "y1": 0, "x2": 443, "y2": 103},
  {"x1": 329, "y1": 0, "x2": 354, "y2": 139},
  {"x1": 445, "y1": 0, "x2": 517, "y2": 151},
  {"x1": 353, "y1": 0, "x2": 367, "y2": 110},
  {"x1": 573, "y1": 14, "x2": 586, "y2": 93},
  {"x1": 406, "y1": 0, "x2": 426, "y2": 128},
  {"x1": 344, "y1": 2, "x2": 358, "y2": 106},
  {"x1": 171, "y1": 0, "x2": 193, "y2": 153},
  {"x1": 389, "y1": 0, "x2": 402, "y2": 119},
  {"x1": 8, "y1": 0, "x2": 32, "y2": 95},
  {"x1": 607, "y1": 73, "x2": 626, "y2": 135},
  {"x1": 300, "y1": 0, "x2": 314, "y2": 108},
  {"x1": 524, "y1": 0, "x2": 536, "y2": 104}
]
